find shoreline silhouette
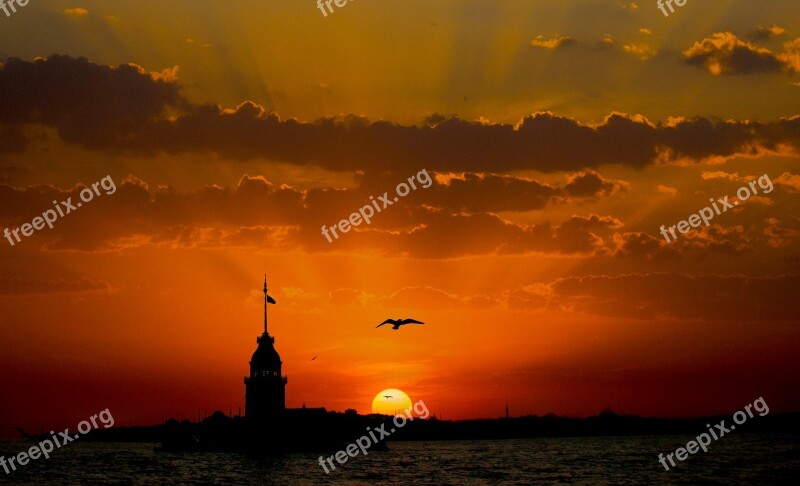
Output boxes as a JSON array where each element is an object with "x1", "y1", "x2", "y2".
[{"x1": 29, "y1": 410, "x2": 798, "y2": 453}]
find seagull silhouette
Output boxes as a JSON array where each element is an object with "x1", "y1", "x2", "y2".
[
  {"x1": 376, "y1": 318, "x2": 425, "y2": 330},
  {"x1": 384, "y1": 395, "x2": 393, "y2": 399},
  {"x1": 311, "y1": 356, "x2": 317, "y2": 361}
]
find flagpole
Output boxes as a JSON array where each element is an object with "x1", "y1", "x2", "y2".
[{"x1": 264, "y1": 273, "x2": 267, "y2": 335}]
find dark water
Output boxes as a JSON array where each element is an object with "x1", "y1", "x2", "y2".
[{"x1": 1, "y1": 433, "x2": 798, "y2": 485}]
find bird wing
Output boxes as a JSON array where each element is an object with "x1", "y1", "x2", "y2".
[
  {"x1": 376, "y1": 319, "x2": 394, "y2": 328},
  {"x1": 401, "y1": 319, "x2": 425, "y2": 325}
]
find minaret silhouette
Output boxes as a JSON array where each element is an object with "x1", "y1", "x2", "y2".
[{"x1": 244, "y1": 276, "x2": 286, "y2": 421}]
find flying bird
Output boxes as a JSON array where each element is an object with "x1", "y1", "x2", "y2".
[
  {"x1": 384, "y1": 395, "x2": 393, "y2": 399},
  {"x1": 311, "y1": 356, "x2": 317, "y2": 361},
  {"x1": 376, "y1": 318, "x2": 425, "y2": 330}
]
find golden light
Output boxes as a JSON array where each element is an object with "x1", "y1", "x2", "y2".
[{"x1": 372, "y1": 389, "x2": 413, "y2": 415}]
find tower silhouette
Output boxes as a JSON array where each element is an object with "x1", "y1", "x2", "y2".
[{"x1": 244, "y1": 277, "x2": 286, "y2": 421}]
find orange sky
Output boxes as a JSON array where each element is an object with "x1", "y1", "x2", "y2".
[{"x1": 1, "y1": 0, "x2": 800, "y2": 438}]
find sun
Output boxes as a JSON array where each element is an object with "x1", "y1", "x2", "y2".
[{"x1": 372, "y1": 389, "x2": 413, "y2": 415}]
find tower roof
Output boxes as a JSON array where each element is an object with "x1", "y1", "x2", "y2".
[{"x1": 250, "y1": 333, "x2": 282, "y2": 369}]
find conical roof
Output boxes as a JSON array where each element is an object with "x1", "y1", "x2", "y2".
[{"x1": 250, "y1": 333, "x2": 282, "y2": 369}]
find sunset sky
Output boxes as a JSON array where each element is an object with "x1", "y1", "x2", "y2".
[{"x1": 1, "y1": 0, "x2": 799, "y2": 437}]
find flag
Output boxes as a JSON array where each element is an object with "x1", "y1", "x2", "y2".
[{"x1": 264, "y1": 275, "x2": 276, "y2": 304}]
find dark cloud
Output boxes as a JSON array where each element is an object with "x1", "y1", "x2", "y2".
[
  {"x1": 0, "y1": 173, "x2": 628, "y2": 257},
  {"x1": 564, "y1": 169, "x2": 629, "y2": 197},
  {"x1": 0, "y1": 56, "x2": 183, "y2": 149},
  {"x1": 543, "y1": 273, "x2": 800, "y2": 322},
  {"x1": 775, "y1": 172, "x2": 800, "y2": 193},
  {"x1": 343, "y1": 273, "x2": 800, "y2": 322},
  {"x1": 658, "y1": 117, "x2": 772, "y2": 161},
  {"x1": 371, "y1": 212, "x2": 626, "y2": 258},
  {"x1": 614, "y1": 221, "x2": 786, "y2": 260},
  {"x1": 683, "y1": 32, "x2": 797, "y2": 75},
  {"x1": 612, "y1": 232, "x2": 679, "y2": 261},
  {"x1": 677, "y1": 224, "x2": 754, "y2": 254},
  {"x1": 0, "y1": 167, "x2": 792, "y2": 258},
  {"x1": 552, "y1": 214, "x2": 622, "y2": 254},
  {"x1": 1, "y1": 56, "x2": 800, "y2": 171},
  {"x1": 764, "y1": 217, "x2": 800, "y2": 248},
  {"x1": 747, "y1": 25, "x2": 787, "y2": 41},
  {"x1": 357, "y1": 171, "x2": 561, "y2": 213}
]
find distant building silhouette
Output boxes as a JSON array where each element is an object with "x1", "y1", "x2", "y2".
[{"x1": 244, "y1": 277, "x2": 286, "y2": 421}]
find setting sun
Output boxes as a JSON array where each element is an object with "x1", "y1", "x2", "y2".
[{"x1": 372, "y1": 389, "x2": 413, "y2": 416}]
